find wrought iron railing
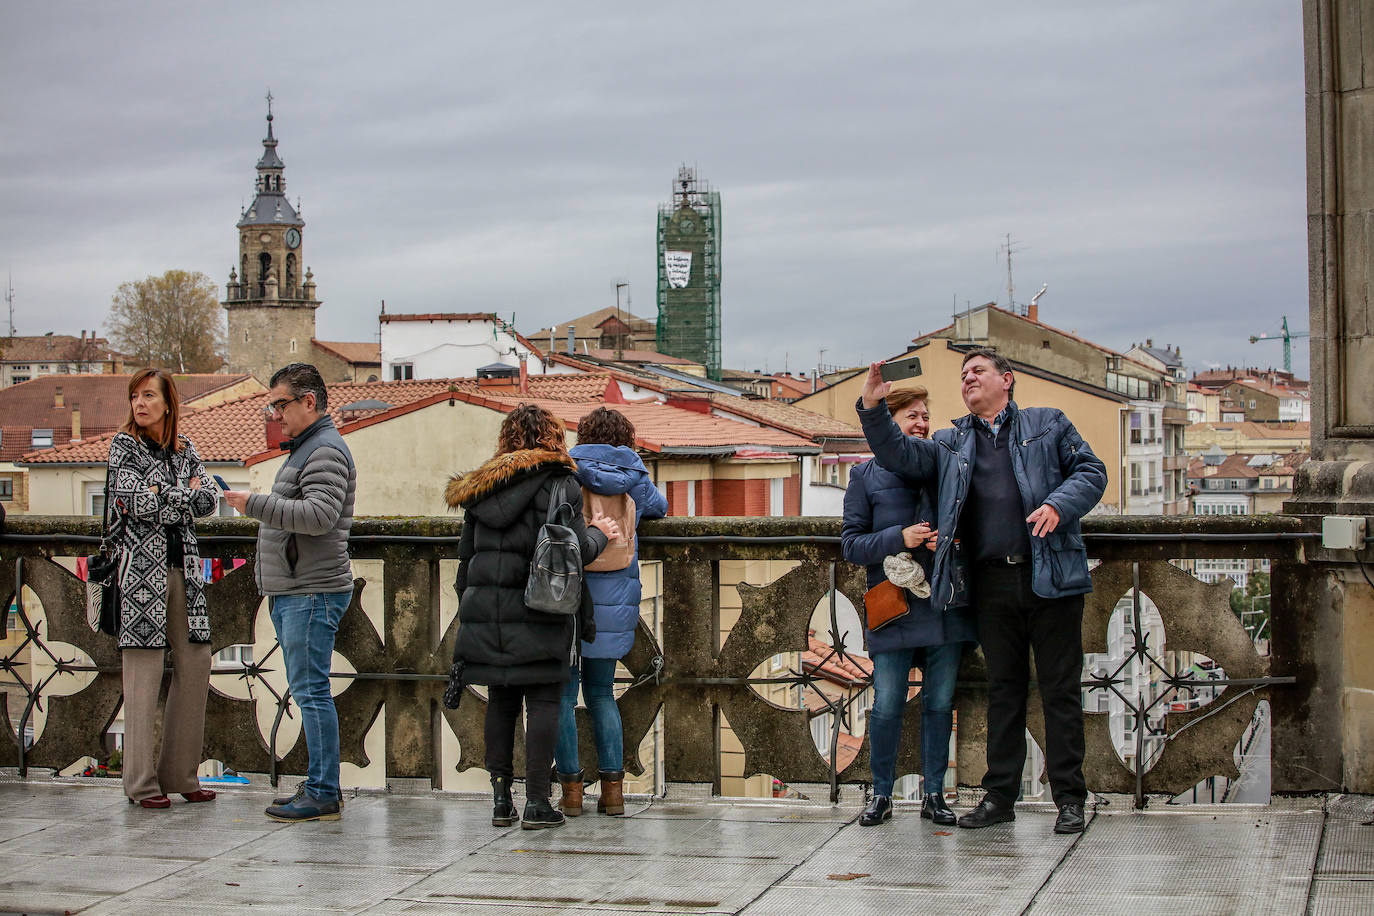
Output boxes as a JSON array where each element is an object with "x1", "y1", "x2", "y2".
[{"x1": 0, "y1": 514, "x2": 1312, "y2": 808}]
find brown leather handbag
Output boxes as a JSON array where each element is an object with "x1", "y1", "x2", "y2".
[{"x1": 864, "y1": 580, "x2": 909, "y2": 631}]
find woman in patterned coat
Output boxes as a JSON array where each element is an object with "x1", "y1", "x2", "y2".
[{"x1": 106, "y1": 369, "x2": 220, "y2": 808}]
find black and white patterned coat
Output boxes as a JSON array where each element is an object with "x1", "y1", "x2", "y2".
[{"x1": 106, "y1": 431, "x2": 219, "y2": 649}]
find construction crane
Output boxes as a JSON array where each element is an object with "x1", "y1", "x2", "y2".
[{"x1": 1248, "y1": 315, "x2": 1310, "y2": 373}]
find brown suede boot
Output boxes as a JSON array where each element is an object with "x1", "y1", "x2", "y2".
[
  {"x1": 597, "y1": 770, "x2": 625, "y2": 816},
  {"x1": 557, "y1": 771, "x2": 584, "y2": 816}
]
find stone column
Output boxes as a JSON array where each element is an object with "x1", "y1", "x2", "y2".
[{"x1": 1277, "y1": 0, "x2": 1374, "y2": 793}]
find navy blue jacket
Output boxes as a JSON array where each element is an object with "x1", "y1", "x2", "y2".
[
  {"x1": 857, "y1": 399, "x2": 1108, "y2": 610},
  {"x1": 570, "y1": 444, "x2": 669, "y2": 659},
  {"x1": 842, "y1": 459, "x2": 977, "y2": 654}
]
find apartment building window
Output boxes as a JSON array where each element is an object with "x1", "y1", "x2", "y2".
[
  {"x1": 392, "y1": 363, "x2": 414, "y2": 381},
  {"x1": 0, "y1": 479, "x2": 11, "y2": 500},
  {"x1": 1130, "y1": 413, "x2": 1143, "y2": 444},
  {"x1": 1147, "y1": 414, "x2": 1160, "y2": 444},
  {"x1": 1130, "y1": 462, "x2": 1143, "y2": 497},
  {"x1": 31, "y1": 429, "x2": 53, "y2": 449},
  {"x1": 1149, "y1": 460, "x2": 1160, "y2": 494}
]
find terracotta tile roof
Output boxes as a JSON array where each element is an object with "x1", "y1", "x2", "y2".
[
  {"x1": 801, "y1": 634, "x2": 874, "y2": 686},
  {"x1": 0, "y1": 334, "x2": 124, "y2": 362},
  {"x1": 582, "y1": 348, "x2": 699, "y2": 366},
  {"x1": 543, "y1": 353, "x2": 863, "y2": 442},
  {"x1": 1, "y1": 373, "x2": 245, "y2": 426},
  {"x1": 529, "y1": 307, "x2": 657, "y2": 341},
  {"x1": 313, "y1": 340, "x2": 381, "y2": 365},
  {"x1": 1187, "y1": 421, "x2": 1311, "y2": 440},
  {"x1": 21, "y1": 379, "x2": 458, "y2": 465},
  {"x1": 468, "y1": 395, "x2": 818, "y2": 454}
]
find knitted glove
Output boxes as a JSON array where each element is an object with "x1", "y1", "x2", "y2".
[{"x1": 883, "y1": 552, "x2": 931, "y2": 599}]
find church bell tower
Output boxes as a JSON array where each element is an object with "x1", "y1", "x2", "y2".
[{"x1": 223, "y1": 96, "x2": 320, "y2": 383}]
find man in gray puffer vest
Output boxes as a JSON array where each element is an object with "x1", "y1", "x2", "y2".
[{"x1": 224, "y1": 363, "x2": 356, "y2": 823}]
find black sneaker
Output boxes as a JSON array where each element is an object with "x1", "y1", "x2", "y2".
[
  {"x1": 265, "y1": 794, "x2": 341, "y2": 823},
  {"x1": 272, "y1": 783, "x2": 344, "y2": 809}
]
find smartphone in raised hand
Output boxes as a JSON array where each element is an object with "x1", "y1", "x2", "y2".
[{"x1": 879, "y1": 356, "x2": 922, "y2": 383}]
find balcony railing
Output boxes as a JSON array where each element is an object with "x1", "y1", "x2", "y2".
[{"x1": 0, "y1": 514, "x2": 1315, "y2": 808}]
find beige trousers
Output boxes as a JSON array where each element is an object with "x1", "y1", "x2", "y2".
[{"x1": 121, "y1": 569, "x2": 213, "y2": 801}]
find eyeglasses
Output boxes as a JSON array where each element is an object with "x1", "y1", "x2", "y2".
[{"x1": 263, "y1": 396, "x2": 301, "y2": 417}]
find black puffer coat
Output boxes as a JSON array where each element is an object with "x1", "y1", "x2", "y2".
[{"x1": 446, "y1": 448, "x2": 606, "y2": 687}]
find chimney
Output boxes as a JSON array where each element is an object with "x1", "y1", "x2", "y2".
[
  {"x1": 1146, "y1": 338, "x2": 1153, "y2": 348},
  {"x1": 1027, "y1": 302, "x2": 1038, "y2": 323},
  {"x1": 519, "y1": 359, "x2": 529, "y2": 395},
  {"x1": 71, "y1": 404, "x2": 81, "y2": 440},
  {"x1": 265, "y1": 417, "x2": 285, "y2": 450},
  {"x1": 567, "y1": 325, "x2": 575, "y2": 355},
  {"x1": 54, "y1": 386, "x2": 64, "y2": 408},
  {"x1": 550, "y1": 325, "x2": 556, "y2": 356}
]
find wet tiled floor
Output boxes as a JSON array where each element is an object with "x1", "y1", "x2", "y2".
[{"x1": 0, "y1": 782, "x2": 1368, "y2": 914}]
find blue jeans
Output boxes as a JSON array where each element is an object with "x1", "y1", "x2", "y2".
[
  {"x1": 553, "y1": 657, "x2": 623, "y2": 774},
  {"x1": 270, "y1": 591, "x2": 350, "y2": 802},
  {"x1": 867, "y1": 642, "x2": 963, "y2": 796}
]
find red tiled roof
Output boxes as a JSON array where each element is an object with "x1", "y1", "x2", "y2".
[
  {"x1": 0, "y1": 373, "x2": 246, "y2": 429},
  {"x1": 313, "y1": 340, "x2": 380, "y2": 365},
  {"x1": 582, "y1": 348, "x2": 698, "y2": 366},
  {"x1": 801, "y1": 635, "x2": 873, "y2": 685},
  {"x1": 0, "y1": 334, "x2": 124, "y2": 362},
  {"x1": 21, "y1": 379, "x2": 459, "y2": 465},
  {"x1": 543, "y1": 353, "x2": 863, "y2": 441}
]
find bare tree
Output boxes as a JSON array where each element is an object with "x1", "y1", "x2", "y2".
[{"x1": 106, "y1": 270, "x2": 226, "y2": 373}]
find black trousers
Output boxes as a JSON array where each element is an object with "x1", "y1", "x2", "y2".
[
  {"x1": 973, "y1": 564, "x2": 1087, "y2": 807},
  {"x1": 485, "y1": 682, "x2": 562, "y2": 801}
]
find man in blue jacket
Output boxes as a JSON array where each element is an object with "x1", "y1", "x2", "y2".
[{"x1": 857, "y1": 348, "x2": 1107, "y2": 835}]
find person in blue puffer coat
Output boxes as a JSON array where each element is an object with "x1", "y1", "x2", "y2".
[
  {"x1": 554, "y1": 407, "x2": 668, "y2": 818},
  {"x1": 843, "y1": 385, "x2": 976, "y2": 828}
]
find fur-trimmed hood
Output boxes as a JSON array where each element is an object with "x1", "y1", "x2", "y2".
[{"x1": 445, "y1": 448, "x2": 577, "y2": 514}]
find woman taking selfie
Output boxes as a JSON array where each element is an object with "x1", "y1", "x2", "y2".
[
  {"x1": 445, "y1": 404, "x2": 619, "y2": 830},
  {"x1": 841, "y1": 386, "x2": 975, "y2": 826},
  {"x1": 106, "y1": 368, "x2": 220, "y2": 808}
]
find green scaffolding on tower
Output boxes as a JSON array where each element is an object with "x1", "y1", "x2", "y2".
[{"x1": 656, "y1": 166, "x2": 722, "y2": 380}]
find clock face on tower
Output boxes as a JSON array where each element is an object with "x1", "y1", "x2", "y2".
[{"x1": 285, "y1": 228, "x2": 301, "y2": 250}]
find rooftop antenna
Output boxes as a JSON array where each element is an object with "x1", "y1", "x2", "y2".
[
  {"x1": 1000, "y1": 233, "x2": 1026, "y2": 314},
  {"x1": 5, "y1": 272, "x2": 14, "y2": 337}
]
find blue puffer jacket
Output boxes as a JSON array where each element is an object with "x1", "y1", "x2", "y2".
[
  {"x1": 857, "y1": 399, "x2": 1108, "y2": 611},
  {"x1": 570, "y1": 444, "x2": 669, "y2": 659},
  {"x1": 842, "y1": 460, "x2": 977, "y2": 654}
]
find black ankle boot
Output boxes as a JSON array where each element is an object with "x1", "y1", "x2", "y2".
[
  {"x1": 859, "y1": 794, "x2": 892, "y2": 826},
  {"x1": 921, "y1": 792, "x2": 956, "y2": 825},
  {"x1": 521, "y1": 796, "x2": 566, "y2": 830},
  {"x1": 491, "y1": 776, "x2": 518, "y2": 827}
]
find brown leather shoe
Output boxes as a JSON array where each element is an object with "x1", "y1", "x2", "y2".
[
  {"x1": 129, "y1": 795, "x2": 171, "y2": 809},
  {"x1": 597, "y1": 771, "x2": 625, "y2": 816},
  {"x1": 557, "y1": 772, "x2": 584, "y2": 816},
  {"x1": 181, "y1": 789, "x2": 216, "y2": 803}
]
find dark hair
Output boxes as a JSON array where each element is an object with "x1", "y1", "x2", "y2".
[
  {"x1": 498, "y1": 403, "x2": 568, "y2": 455},
  {"x1": 121, "y1": 368, "x2": 182, "y2": 450},
  {"x1": 269, "y1": 362, "x2": 328, "y2": 412},
  {"x1": 577, "y1": 407, "x2": 636, "y2": 448},
  {"x1": 961, "y1": 347, "x2": 1015, "y2": 399},
  {"x1": 886, "y1": 385, "x2": 929, "y2": 416}
]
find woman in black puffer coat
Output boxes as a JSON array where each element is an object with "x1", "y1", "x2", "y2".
[{"x1": 445, "y1": 404, "x2": 619, "y2": 830}]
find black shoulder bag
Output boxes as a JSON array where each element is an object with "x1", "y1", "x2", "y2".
[{"x1": 84, "y1": 462, "x2": 123, "y2": 636}]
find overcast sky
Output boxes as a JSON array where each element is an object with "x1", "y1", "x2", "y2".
[{"x1": 1, "y1": 1, "x2": 1309, "y2": 380}]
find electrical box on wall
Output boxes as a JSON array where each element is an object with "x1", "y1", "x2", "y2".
[{"x1": 1321, "y1": 516, "x2": 1367, "y2": 550}]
